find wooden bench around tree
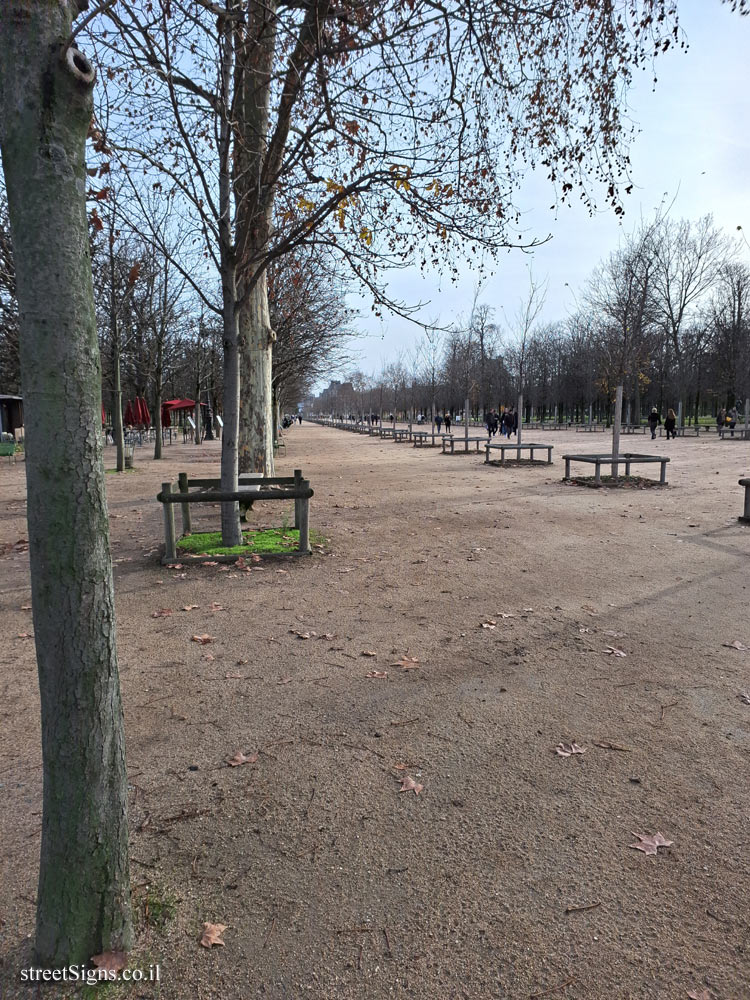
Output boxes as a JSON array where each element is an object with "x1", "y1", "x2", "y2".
[
  {"x1": 484, "y1": 442, "x2": 553, "y2": 466},
  {"x1": 563, "y1": 453, "x2": 669, "y2": 485},
  {"x1": 156, "y1": 469, "x2": 313, "y2": 562},
  {"x1": 412, "y1": 431, "x2": 439, "y2": 447},
  {"x1": 739, "y1": 478, "x2": 750, "y2": 524},
  {"x1": 441, "y1": 434, "x2": 490, "y2": 454}
]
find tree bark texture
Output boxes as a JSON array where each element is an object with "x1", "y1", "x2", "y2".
[
  {"x1": 238, "y1": 273, "x2": 275, "y2": 474},
  {"x1": 0, "y1": 0, "x2": 132, "y2": 965}
]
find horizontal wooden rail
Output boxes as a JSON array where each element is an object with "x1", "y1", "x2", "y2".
[{"x1": 157, "y1": 487, "x2": 313, "y2": 504}]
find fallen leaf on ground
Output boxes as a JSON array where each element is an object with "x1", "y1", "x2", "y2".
[
  {"x1": 291, "y1": 629, "x2": 314, "y2": 639},
  {"x1": 522, "y1": 607, "x2": 534, "y2": 613},
  {"x1": 191, "y1": 634, "x2": 214, "y2": 644},
  {"x1": 393, "y1": 762, "x2": 408, "y2": 771},
  {"x1": 201, "y1": 561, "x2": 219, "y2": 567},
  {"x1": 737, "y1": 692, "x2": 750, "y2": 705},
  {"x1": 602, "y1": 630, "x2": 625, "y2": 638},
  {"x1": 629, "y1": 832, "x2": 673, "y2": 856},
  {"x1": 182, "y1": 604, "x2": 200, "y2": 611},
  {"x1": 496, "y1": 612, "x2": 515, "y2": 619},
  {"x1": 201, "y1": 653, "x2": 215, "y2": 662},
  {"x1": 481, "y1": 621, "x2": 497, "y2": 630},
  {"x1": 224, "y1": 672, "x2": 243, "y2": 679},
  {"x1": 398, "y1": 775, "x2": 423, "y2": 795},
  {"x1": 687, "y1": 989, "x2": 713, "y2": 1000},
  {"x1": 209, "y1": 602, "x2": 225, "y2": 612},
  {"x1": 277, "y1": 677, "x2": 292, "y2": 685},
  {"x1": 361, "y1": 650, "x2": 377, "y2": 657},
  {"x1": 226, "y1": 751, "x2": 258, "y2": 767},
  {"x1": 20, "y1": 604, "x2": 31, "y2": 611},
  {"x1": 16, "y1": 632, "x2": 33, "y2": 639},
  {"x1": 199, "y1": 922, "x2": 227, "y2": 947},
  {"x1": 722, "y1": 640, "x2": 747, "y2": 650},
  {"x1": 603, "y1": 645, "x2": 627, "y2": 657},
  {"x1": 392, "y1": 656, "x2": 420, "y2": 670},
  {"x1": 365, "y1": 670, "x2": 388, "y2": 679},
  {"x1": 166, "y1": 563, "x2": 184, "y2": 569},
  {"x1": 578, "y1": 626, "x2": 593, "y2": 634},
  {"x1": 581, "y1": 605, "x2": 599, "y2": 616},
  {"x1": 152, "y1": 608, "x2": 173, "y2": 618},
  {"x1": 555, "y1": 741, "x2": 586, "y2": 757},
  {"x1": 91, "y1": 951, "x2": 127, "y2": 972}
]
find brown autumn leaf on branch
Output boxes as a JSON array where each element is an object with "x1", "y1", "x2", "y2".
[
  {"x1": 191, "y1": 634, "x2": 214, "y2": 644},
  {"x1": 555, "y1": 741, "x2": 586, "y2": 757},
  {"x1": 398, "y1": 775, "x2": 423, "y2": 795},
  {"x1": 199, "y1": 922, "x2": 227, "y2": 947},
  {"x1": 91, "y1": 951, "x2": 128, "y2": 973},
  {"x1": 226, "y1": 750, "x2": 258, "y2": 767},
  {"x1": 629, "y1": 832, "x2": 673, "y2": 856}
]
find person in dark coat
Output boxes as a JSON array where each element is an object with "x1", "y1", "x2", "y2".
[
  {"x1": 664, "y1": 408, "x2": 676, "y2": 440},
  {"x1": 444, "y1": 413, "x2": 451, "y2": 433},
  {"x1": 435, "y1": 413, "x2": 443, "y2": 433},
  {"x1": 511, "y1": 409, "x2": 518, "y2": 436},
  {"x1": 648, "y1": 407, "x2": 660, "y2": 440}
]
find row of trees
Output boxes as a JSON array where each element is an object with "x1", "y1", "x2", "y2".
[
  {"x1": 313, "y1": 215, "x2": 750, "y2": 427},
  {"x1": 3, "y1": 0, "x2": 741, "y2": 972}
]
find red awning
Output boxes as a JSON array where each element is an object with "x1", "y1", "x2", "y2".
[
  {"x1": 124, "y1": 400, "x2": 135, "y2": 425},
  {"x1": 101, "y1": 404, "x2": 106, "y2": 427},
  {"x1": 161, "y1": 398, "x2": 195, "y2": 428}
]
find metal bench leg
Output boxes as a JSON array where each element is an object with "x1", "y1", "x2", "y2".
[
  {"x1": 530, "y1": 448, "x2": 535, "y2": 461},
  {"x1": 660, "y1": 461, "x2": 667, "y2": 485},
  {"x1": 565, "y1": 458, "x2": 570, "y2": 479},
  {"x1": 484, "y1": 447, "x2": 489, "y2": 464},
  {"x1": 162, "y1": 482, "x2": 177, "y2": 562},
  {"x1": 625, "y1": 461, "x2": 631, "y2": 477},
  {"x1": 547, "y1": 449, "x2": 552, "y2": 464},
  {"x1": 743, "y1": 484, "x2": 750, "y2": 521},
  {"x1": 594, "y1": 461, "x2": 601, "y2": 485},
  {"x1": 298, "y1": 488, "x2": 311, "y2": 553}
]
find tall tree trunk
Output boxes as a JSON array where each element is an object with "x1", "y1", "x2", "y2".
[
  {"x1": 0, "y1": 0, "x2": 132, "y2": 964},
  {"x1": 113, "y1": 333, "x2": 125, "y2": 471},
  {"x1": 238, "y1": 275, "x2": 275, "y2": 473},
  {"x1": 153, "y1": 333, "x2": 163, "y2": 460}
]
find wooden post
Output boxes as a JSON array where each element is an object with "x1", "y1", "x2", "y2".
[
  {"x1": 464, "y1": 395, "x2": 470, "y2": 452},
  {"x1": 293, "y1": 469, "x2": 302, "y2": 529},
  {"x1": 298, "y1": 482, "x2": 311, "y2": 553},
  {"x1": 565, "y1": 458, "x2": 571, "y2": 479},
  {"x1": 162, "y1": 482, "x2": 177, "y2": 562},
  {"x1": 660, "y1": 460, "x2": 668, "y2": 485},
  {"x1": 611, "y1": 384, "x2": 623, "y2": 480},
  {"x1": 740, "y1": 479, "x2": 750, "y2": 522},
  {"x1": 178, "y1": 472, "x2": 192, "y2": 535},
  {"x1": 745, "y1": 398, "x2": 749, "y2": 440},
  {"x1": 594, "y1": 460, "x2": 601, "y2": 485}
]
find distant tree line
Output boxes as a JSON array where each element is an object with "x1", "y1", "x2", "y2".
[{"x1": 312, "y1": 215, "x2": 750, "y2": 427}]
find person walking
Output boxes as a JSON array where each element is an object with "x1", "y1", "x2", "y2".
[
  {"x1": 435, "y1": 413, "x2": 443, "y2": 433},
  {"x1": 511, "y1": 408, "x2": 518, "y2": 436},
  {"x1": 717, "y1": 408, "x2": 726, "y2": 435},
  {"x1": 648, "y1": 407, "x2": 660, "y2": 440},
  {"x1": 444, "y1": 413, "x2": 451, "y2": 433},
  {"x1": 728, "y1": 406, "x2": 738, "y2": 437},
  {"x1": 664, "y1": 408, "x2": 677, "y2": 440}
]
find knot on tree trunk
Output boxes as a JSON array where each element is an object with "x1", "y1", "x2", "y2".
[{"x1": 64, "y1": 46, "x2": 95, "y2": 86}]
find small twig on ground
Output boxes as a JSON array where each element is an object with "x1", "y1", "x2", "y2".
[
  {"x1": 390, "y1": 717, "x2": 420, "y2": 727},
  {"x1": 304, "y1": 784, "x2": 316, "y2": 819},
  {"x1": 528, "y1": 977, "x2": 576, "y2": 998},
  {"x1": 262, "y1": 915, "x2": 276, "y2": 949},
  {"x1": 660, "y1": 701, "x2": 679, "y2": 721},
  {"x1": 357, "y1": 944, "x2": 363, "y2": 971},
  {"x1": 382, "y1": 927, "x2": 392, "y2": 955},
  {"x1": 565, "y1": 901, "x2": 601, "y2": 914},
  {"x1": 593, "y1": 740, "x2": 633, "y2": 752}
]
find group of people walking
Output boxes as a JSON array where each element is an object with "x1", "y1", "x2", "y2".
[
  {"x1": 485, "y1": 408, "x2": 518, "y2": 437},
  {"x1": 648, "y1": 407, "x2": 677, "y2": 440}
]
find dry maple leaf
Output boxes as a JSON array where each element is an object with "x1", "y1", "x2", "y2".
[
  {"x1": 722, "y1": 640, "x2": 747, "y2": 650},
  {"x1": 629, "y1": 832, "x2": 673, "y2": 856},
  {"x1": 202, "y1": 561, "x2": 219, "y2": 567},
  {"x1": 398, "y1": 775, "x2": 423, "y2": 795},
  {"x1": 603, "y1": 645, "x2": 627, "y2": 657},
  {"x1": 361, "y1": 650, "x2": 377, "y2": 657},
  {"x1": 392, "y1": 656, "x2": 420, "y2": 670},
  {"x1": 91, "y1": 951, "x2": 128, "y2": 973},
  {"x1": 199, "y1": 922, "x2": 227, "y2": 947},
  {"x1": 191, "y1": 634, "x2": 213, "y2": 644},
  {"x1": 226, "y1": 750, "x2": 258, "y2": 767},
  {"x1": 365, "y1": 670, "x2": 388, "y2": 679},
  {"x1": 182, "y1": 604, "x2": 199, "y2": 611},
  {"x1": 555, "y1": 741, "x2": 586, "y2": 757},
  {"x1": 152, "y1": 608, "x2": 173, "y2": 618}
]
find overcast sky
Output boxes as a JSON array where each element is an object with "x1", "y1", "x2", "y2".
[{"x1": 347, "y1": 1, "x2": 750, "y2": 377}]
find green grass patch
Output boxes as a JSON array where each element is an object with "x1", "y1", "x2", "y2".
[{"x1": 177, "y1": 526, "x2": 302, "y2": 556}]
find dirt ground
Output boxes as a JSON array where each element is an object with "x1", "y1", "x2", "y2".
[{"x1": 0, "y1": 424, "x2": 748, "y2": 1000}]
